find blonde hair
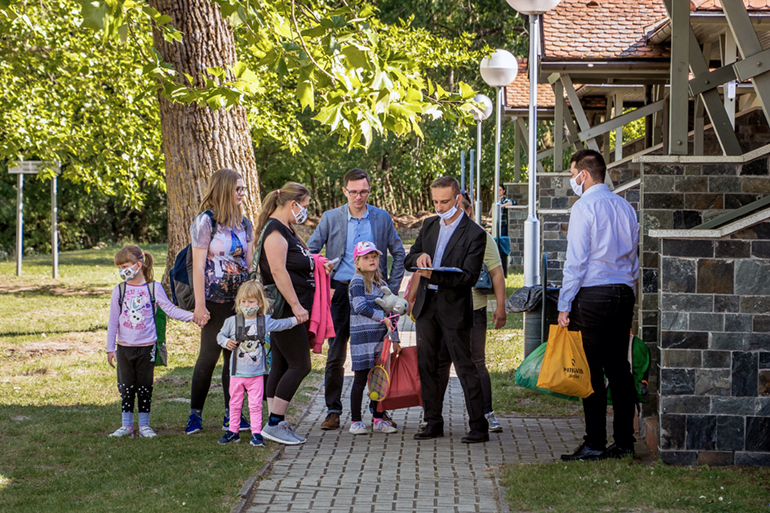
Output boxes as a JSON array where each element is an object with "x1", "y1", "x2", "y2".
[
  {"x1": 235, "y1": 280, "x2": 269, "y2": 316},
  {"x1": 199, "y1": 168, "x2": 244, "y2": 228},
  {"x1": 354, "y1": 254, "x2": 384, "y2": 294},
  {"x1": 114, "y1": 245, "x2": 154, "y2": 283}
]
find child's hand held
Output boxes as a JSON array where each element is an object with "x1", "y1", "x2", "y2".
[{"x1": 226, "y1": 339, "x2": 238, "y2": 351}]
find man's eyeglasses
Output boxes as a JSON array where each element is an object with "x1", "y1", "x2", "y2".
[{"x1": 345, "y1": 188, "x2": 370, "y2": 197}]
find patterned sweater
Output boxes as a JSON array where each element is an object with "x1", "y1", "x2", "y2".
[{"x1": 348, "y1": 273, "x2": 400, "y2": 371}]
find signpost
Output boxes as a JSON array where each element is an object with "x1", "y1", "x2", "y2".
[{"x1": 8, "y1": 161, "x2": 61, "y2": 278}]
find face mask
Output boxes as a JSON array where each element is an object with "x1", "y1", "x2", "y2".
[
  {"x1": 570, "y1": 172, "x2": 584, "y2": 197},
  {"x1": 292, "y1": 203, "x2": 308, "y2": 224},
  {"x1": 436, "y1": 195, "x2": 460, "y2": 220},
  {"x1": 241, "y1": 305, "x2": 259, "y2": 317},
  {"x1": 119, "y1": 264, "x2": 139, "y2": 281}
]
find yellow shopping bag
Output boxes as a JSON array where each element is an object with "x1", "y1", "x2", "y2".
[{"x1": 536, "y1": 325, "x2": 594, "y2": 398}]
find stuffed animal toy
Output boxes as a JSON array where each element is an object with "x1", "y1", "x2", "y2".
[{"x1": 375, "y1": 286, "x2": 409, "y2": 315}]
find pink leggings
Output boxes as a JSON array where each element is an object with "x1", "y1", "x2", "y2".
[{"x1": 228, "y1": 376, "x2": 264, "y2": 435}]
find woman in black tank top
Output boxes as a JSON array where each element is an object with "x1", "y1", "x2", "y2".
[{"x1": 253, "y1": 182, "x2": 320, "y2": 445}]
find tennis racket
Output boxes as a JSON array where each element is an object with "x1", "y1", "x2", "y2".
[{"x1": 367, "y1": 336, "x2": 392, "y2": 401}]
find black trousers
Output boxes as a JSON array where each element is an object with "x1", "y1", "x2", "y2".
[
  {"x1": 190, "y1": 300, "x2": 234, "y2": 412},
  {"x1": 416, "y1": 292, "x2": 488, "y2": 433},
  {"x1": 437, "y1": 307, "x2": 493, "y2": 414},
  {"x1": 266, "y1": 322, "x2": 311, "y2": 402},
  {"x1": 569, "y1": 285, "x2": 636, "y2": 450},
  {"x1": 117, "y1": 345, "x2": 154, "y2": 414},
  {"x1": 324, "y1": 281, "x2": 351, "y2": 414}
]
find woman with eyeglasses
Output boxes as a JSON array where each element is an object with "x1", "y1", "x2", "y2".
[{"x1": 185, "y1": 168, "x2": 255, "y2": 435}]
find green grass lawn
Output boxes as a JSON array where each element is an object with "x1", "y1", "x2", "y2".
[
  {"x1": 3, "y1": 245, "x2": 769, "y2": 512},
  {"x1": 0, "y1": 245, "x2": 324, "y2": 513}
]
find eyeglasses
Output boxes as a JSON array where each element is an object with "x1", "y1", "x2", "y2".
[{"x1": 345, "y1": 188, "x2": 370, "y2": 197}]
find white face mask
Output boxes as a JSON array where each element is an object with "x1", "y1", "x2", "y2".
[
  {"x1": 570, "y1": 172, "x2": 585, "y2": 197},
  {"x1": 119, "y1": 263, "x2": 139, "y2": 281},
  {"x1": 436, "y1": 195, "x2": 460, "y2": 220},
  {"x1": 292, "y1": 203, "x2": 308, "y2": 224}
]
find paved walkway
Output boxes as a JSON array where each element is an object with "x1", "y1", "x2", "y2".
[
  {"x1": 238, "y1": 278, "x2": 647, "y2": 513},
  {"x1": 243, "y1": 378, "x2": 587, "y2": 513}
]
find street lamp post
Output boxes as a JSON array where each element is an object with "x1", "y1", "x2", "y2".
[
  {"x1": 506, "y1": 0, "x2": 562, "y2": 357},
  {"x1": 471, "y1": 94, "x2": 493, "y2": 225},
  {"x1": 479, "y1": 50, "x2": 518, "y2": 239},
  {"x1": 506, "y1": 0, "x2": 562, "y2": 288}
]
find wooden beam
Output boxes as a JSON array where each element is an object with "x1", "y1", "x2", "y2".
[
  {"x1": 578, "y1": 100, "x2": 665, "y2": 142},
  {"x1": 514, "y1": 116, "x2": 521, "y2": 182},
  {"x1": 559, "y1": 74, "x2": 600, "y2": 152},
  {"x1": 669, "y1": 0, "x2": 690, "y2": 154},
  {"x1": 603, "y1": 95, "x2": 613, "y2": 163},
  {"x1": 663, "y1": 0, "x2": 742, "y2": 156},
  {"x1": 688, "y1": 64, "x2": 737, "y2": 97},
  {"x1": 553, "y1": 80, "x2": 564, "y2": 172},
  {"x1": 722, "y1": 31, "x2": 737, "y2": 127},
  {"x1": 615, "y1": 93, "x2": 624, "y2": 162},
  {"x1": 723, "y1": 0, "x2": 770, "y2": 125},
  {"x1": 515, "y1": 117, "x2": 546, "y2": 176}
]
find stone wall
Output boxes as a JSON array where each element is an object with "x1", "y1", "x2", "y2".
[{"x1": 656, "y1": 222, "x2": 770, "y2": 466}]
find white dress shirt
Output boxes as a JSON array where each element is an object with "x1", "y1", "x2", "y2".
[
  {"x1": 428, "y1": 211, "x2": 464, "y2": 290},
  {"x1": 558, "y1": 184, "x2": 639, "y2": 312}
]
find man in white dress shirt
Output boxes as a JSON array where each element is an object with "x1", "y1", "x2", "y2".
[{"x1": 557, "y1": 149, "x2": 639, "y2": 461}]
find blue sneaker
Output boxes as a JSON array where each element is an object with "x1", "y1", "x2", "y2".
[
  {"x1": 218, "y1": 431, "x2": 240, "y2": 444},
  {"x1": 185, "y1": 413, "x2": 202, "y2": 435},
  {"x1": 223, "y1": 412, "x2": 251, "y2": 431},
  {"x1": 250, "y1": 433, "x2": 265, "y2": 447}
]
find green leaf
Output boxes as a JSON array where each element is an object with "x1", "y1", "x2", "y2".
[
  {"x1": 459, "y1": 82, "x2": 476, "y2": 100},
  {"x1": 117, "y1": 23, "x2": 128, "y2": 44},
  {"x1": 297, "y1": 81, "x2": 314, "y2": 112},
  {"x1": 341, "y1": 45, "x2": 370, "y2": 70},
  {"x1": 79, "y1": 0, "x2": 110, "y2": 31}
]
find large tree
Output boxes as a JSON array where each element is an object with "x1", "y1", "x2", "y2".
[{"x1": 1, "y1": 0, "x2": 488, "y2": 273}]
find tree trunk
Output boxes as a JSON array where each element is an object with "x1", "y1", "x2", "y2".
[{"x1": 149, "y1": 0, "x2": 261, "y2": 284}]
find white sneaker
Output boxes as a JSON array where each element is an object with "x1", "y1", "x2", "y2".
[
  {"x1": 109, "y1": 426, "x2": 134, "y2": 438},
  {"x1": 372, "y1": 419, "x2": 397, "y2": 433},
  {"x1": 137, "y1": 426, "x2": 157, "y2": 438},
  {"x1": 349, "y1": 421, "x2": 368, "y2": 435}
]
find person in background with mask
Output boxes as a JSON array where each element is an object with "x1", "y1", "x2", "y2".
[
  {"x1": 404, "y1": 176, "x2": 489, "y2": 444},
  {"x1": 252, "y1": 182, "x2": 316, "y2": 445},
  {"x1": 308, "y1": 168, "x2": 405, "y2": 431},
  {"x1": 558, "y1": 149, "x2": 639, "y2": 461}
]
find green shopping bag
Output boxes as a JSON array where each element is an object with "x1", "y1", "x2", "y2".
[{"x1": 515, "y1": 334, "x2": 650, "y2": 403}]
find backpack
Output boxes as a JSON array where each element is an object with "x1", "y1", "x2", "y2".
[
  {"x1": 169, "y1": 210, "x2": 216, "y2": 310},
  {"x1": 118, "y1": 281, "x2": 168, "y2": 366},
  {"x1": 233, "y1": 313, "x2": 271, "y2": 375},
  {"x1": 169, "y1": 210, "x2": 249, "y2": 310}
]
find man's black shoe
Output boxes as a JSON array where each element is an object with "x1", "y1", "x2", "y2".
[
  {"x1": 413, "y1": 424, "x2": 444, "y2": 440},
  {"x1": 560, "y1": 442, "x2": 605, "y2": 461},
  {"x1": 602, "y1": 443, "x2": 635, "y2": 459},
  {"x1": 461, "y1": 429, "x2": 489, "y2": 444}
]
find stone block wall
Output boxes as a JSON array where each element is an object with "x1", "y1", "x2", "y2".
[{"x1": 656, "y1": 222, "x2": 770, "y2": 466}]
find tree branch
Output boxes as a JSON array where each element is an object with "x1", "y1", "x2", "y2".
[{"x1": 290, "y1": 0, "x2": 336, "y2": 83}]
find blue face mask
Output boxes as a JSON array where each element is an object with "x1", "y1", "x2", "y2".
[{"x1": 241, "y1": 305, "x2": 259, "y2": 317}]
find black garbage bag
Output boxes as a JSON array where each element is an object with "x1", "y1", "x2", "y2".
[{"x1": 505, "y1": 284, "x2": 561, "y2": 313}]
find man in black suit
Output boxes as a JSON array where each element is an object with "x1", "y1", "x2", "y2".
[{"x1": 405, "y1": 176, "x2": 489, "y2": 443}]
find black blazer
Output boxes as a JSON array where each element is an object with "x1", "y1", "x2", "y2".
[{"x1": 404, "y1": 213, "x2": 487, "y2": 330}]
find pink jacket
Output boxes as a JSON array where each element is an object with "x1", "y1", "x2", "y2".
[{"x1": 308, "y1": 253, "x2": 335, "y2": 353}]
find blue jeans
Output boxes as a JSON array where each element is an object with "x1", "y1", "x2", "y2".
[{"x1": 569, "y1": 285, "x2": 636, "y2": 450}]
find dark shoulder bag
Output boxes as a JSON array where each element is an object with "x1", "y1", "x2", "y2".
[
  {"x1": 249, "y1": 219, "x2": 287, "y2": 317},
  {"x1": 474, "y1": 264, "x2": 495, "y2": 295}
]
